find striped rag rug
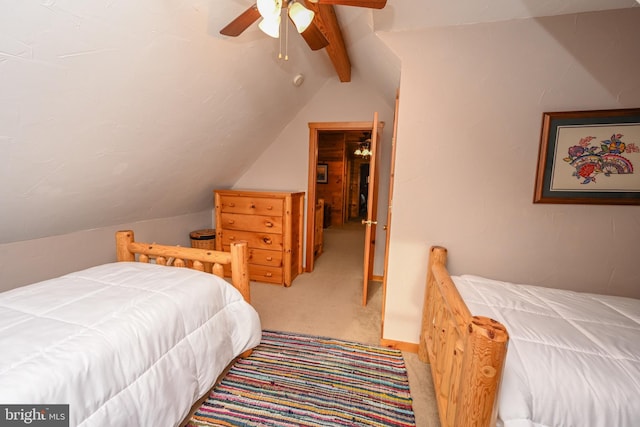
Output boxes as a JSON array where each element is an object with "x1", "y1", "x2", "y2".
[{"x1": 188, "y1": 330, "x2": 416, "y2": 426}]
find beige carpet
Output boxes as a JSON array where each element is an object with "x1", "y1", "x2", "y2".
[{"x1": 250, "y1": 221, "x2": 441, "y2": 427}]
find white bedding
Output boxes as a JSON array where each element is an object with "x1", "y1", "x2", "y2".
[
  {"x1": 453, "y1": 275, "x2": 640, "y2": 427},
  {"x1": 0, "y1": 262, "x2": 262, "y2": 427}
]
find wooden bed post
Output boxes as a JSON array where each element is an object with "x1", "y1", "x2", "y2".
[
  {"x1": 419, "y1": 246, "x2": 448, "y2": 363},
  {"x1": 116, "y1": 230, "x2": 135, "y2": 262},
  {"x1": 420, "y1": 245, "x2": 509, "y2": 427},
  {"x1": 457, "y1": 316, "x2": 508, "y2": 427},
  {"x1": 230, "y1": 241, "x2": 250, "y2": 304}
]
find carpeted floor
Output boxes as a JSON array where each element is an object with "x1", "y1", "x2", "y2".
[
  {"x1": 188, "y1": 330, "x2": 416, "y2": 427},
  {"x1": 221, "y1": 221, "x2": 440, "y2": 426}
]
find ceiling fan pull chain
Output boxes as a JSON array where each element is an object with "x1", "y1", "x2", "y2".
[
  {"x1": 278, "y1": 9, "x2": 283, "y2": 59},
  {"x1": 284, "y1": 11, "x2": 289, "y2": 61}
]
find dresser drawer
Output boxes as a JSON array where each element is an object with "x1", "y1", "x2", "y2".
[
  {"x1": 218, "y1": 195, "x2": 284, "y2": 216},
  {"x1": 248, "y1": 265, "x2": 283, "y2": 284},
  {"x1": 220, "y1": 258, "x2": 282, "y2": 284},
  {"x1": 222, "y1": 246, "x2": 283, "y2": 267},
  {"x1": 220, "y1": 213, "x2": 283, "y2": 234},
  {"x1": 219, "y1": 229, "x2": 283, "y2": 251},
  {"x1": 249, "y1": 248, "x2": 282, "y2": 267}
]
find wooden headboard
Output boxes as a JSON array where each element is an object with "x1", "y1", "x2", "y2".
[
  {"x1": 115, "y1": 230, "x2": 251, "y2": 303},
  {"x1": 419, "y1": 246, "x2": 509, "y2": 427}
]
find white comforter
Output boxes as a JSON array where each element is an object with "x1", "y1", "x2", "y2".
[
  {"x1": 454, "y1": 275, "x2": 640, "y2": 427},
  {"x1": 0, "y1": 262, "x2": 262, "y2": 427}
]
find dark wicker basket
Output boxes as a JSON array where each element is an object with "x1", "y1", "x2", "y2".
[{"x1": 189, "y1": 229, "x2": 216, "y2": 250}]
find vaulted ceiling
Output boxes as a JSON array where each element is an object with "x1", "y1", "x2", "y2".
[{"x1": 1, "y1": 0, "x2": 636, "y2": 244}]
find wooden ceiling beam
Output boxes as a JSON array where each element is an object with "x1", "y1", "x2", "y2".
[{"x1": 305, "y1": 2, "x2": 351, "y2": 82}]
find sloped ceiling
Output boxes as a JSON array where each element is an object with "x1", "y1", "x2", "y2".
[
  {"x1": 374, "y1": 0, "x2": 638, "y2": 31},
  {"x1": 0, "y1": 0, "x2": 334, "y2": 243},
  {"x1": 1, "y1": 0, "x2": 636, "y2": 244}
]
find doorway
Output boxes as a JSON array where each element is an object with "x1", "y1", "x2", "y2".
[{"x1": 305, "y1": 122, "x2": 379, "y2": 274}]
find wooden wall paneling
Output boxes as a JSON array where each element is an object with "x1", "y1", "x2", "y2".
[
  {"x1": 317, "y1": 132, "x2": 346, "y2": 227},
  {"x1": 341, "y1": 141, "x2": 348, "y2": 224},
  {"x1": 314, "y1": 199, "x2": 324, "y2": 259},
  {"x1": 348, "y1": 157, "x2": 369, "y2": 220},
  {"x1": 347, "y1": 158, "x2": 357, "y2": 219}
]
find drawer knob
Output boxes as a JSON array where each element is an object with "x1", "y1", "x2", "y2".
[
  {"x1": 265, "y1": 221, "x2": 273, "y2": 228},
  {"x1": 263, "y1": 237, "x2": 272, "y2": 245},
  {"x1": 229, "y1": 236, "x2": 236, "y2": 241},
  {"x1": 267, "y1": 206, "x2": 273, "y2": 210},
  {"x1": 265, "y1": 272, "x2": 273, "y2": 277},
  {"x1": 266, "y1": 256, "x2": 273, "y2": 261},
  {"x1": 228, "y1": 220, "x2": 235, "y2": 224},
  {"x1": 228, "y1": 203, "x2": 235, "y2": 207},
  {"x1": 250, "y1": 203, "x2": 256, "y2": 209}
]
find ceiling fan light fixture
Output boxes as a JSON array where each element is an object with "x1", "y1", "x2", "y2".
[
  {"x1": 355, "y1": 138, "x2": 372, "y2": 158},
  {"x1": 258, "y1": 15, "x2": 281, "y2": 38},
  {"x1": 288, "y1": 2, "x2": 315, "y2": 33},
  {"x1": 257, "y1": 0, "x2": 282, "y2": 19}
]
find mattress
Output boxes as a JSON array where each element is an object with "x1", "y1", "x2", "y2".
[
  {"x1": 0, "y1": 262, "x2": 262, "y2": 427},
  {"x1": 453, "y1": 275, "x2": 640, "y2": 427}
]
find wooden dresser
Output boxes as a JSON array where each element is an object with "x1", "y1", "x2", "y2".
[{"x1": 214, "y1": 190, "x2": 305, "y2": 286}]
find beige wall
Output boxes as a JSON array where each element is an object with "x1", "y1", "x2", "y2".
[
  {"x1": 0, "y1": 211, "x2": 211, "y2": 292},
  {"x1": 382, "y1": 9, "x2": 640, "y2": 343}
]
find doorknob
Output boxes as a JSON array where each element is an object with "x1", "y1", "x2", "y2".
[{"x1": 361, "y1": 219, "x2": 377, "y2": 226}]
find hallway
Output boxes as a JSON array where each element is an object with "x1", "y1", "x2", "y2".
[{"x1": 250, "y1": 220, "x2": 383, "y2": 345}]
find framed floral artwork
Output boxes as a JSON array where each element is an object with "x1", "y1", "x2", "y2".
[{"x1": 534, "y1": 108, "x2": 640, "y2": 205}]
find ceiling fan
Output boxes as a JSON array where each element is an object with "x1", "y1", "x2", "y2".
[
  {"x1": 354, "y1": 131, "x2": 372, "y2": 157},
  {"x1": 220, "y1": 0, "x2": 387, "y2": 53}
]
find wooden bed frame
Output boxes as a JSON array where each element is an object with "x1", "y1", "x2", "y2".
[
  {"x1": 418, "y1": 246, "x2": 509, "y2": 427},
  {"x1": 115, "y1": 229, "x2": 251, "y2": 303},
  {"x1": 115, "y1": 230, "x2": 253, "y2": 426}
]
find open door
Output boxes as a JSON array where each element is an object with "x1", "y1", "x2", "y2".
[{"x1": 362, "y1": 112, "x2": 381, "y2": 306}]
